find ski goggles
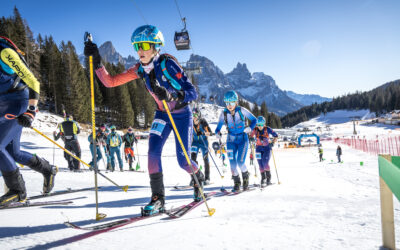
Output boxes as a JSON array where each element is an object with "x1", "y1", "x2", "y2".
[
  {"x1": 133, "y1": 42, "x2": 152, "y2": 52},
  {"x1": 128, "y1": 128, "x2": 133, "y2": 132},
  {"x1": 225, "y1": 101, "x2": 236, "y2": 107}
]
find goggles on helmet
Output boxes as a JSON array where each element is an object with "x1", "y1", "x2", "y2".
[
  {"x1": 133, "y1": 42, "x2": 152, "y2": 52},
  {"x1": 225, "y1": 101, "x2": 236, "y2": 107}
]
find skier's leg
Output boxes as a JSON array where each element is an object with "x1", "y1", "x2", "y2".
[
  {"x1": 109, "y1": 147, "x2": 116, "y2": 171},
  {"x1": 116, "y1": 146, "x2": 123, "y2": 171},
  {"x1": 72, "y1": 140, "x2": 81, "y2": 170},
  {"x1": 201, "y1": 145, "x2": 210, "y2": 182}
]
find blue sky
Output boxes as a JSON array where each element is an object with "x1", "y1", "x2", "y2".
[{"x1": 1, "y1": 0, "x2": 399, "y2": 97}]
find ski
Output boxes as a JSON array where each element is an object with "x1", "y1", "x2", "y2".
[
  {"x1": 65, "y1": 205, "x2": 185, "y2": 231},
  {"x1": 28, "y1": 187, "x2": 97, "y2": 200},
  {"x1": 173, "y1": 185, "x2": 192, "y2": 190},
  {"x1": 220, "y1": 186, "x2": 257, "y2": 196},
  {"x1": 167, "y1": 191, "x2": 218, "y2": 219},
  {"x1": 0, "y1": 199, "x2": 74, "y2": 210}
]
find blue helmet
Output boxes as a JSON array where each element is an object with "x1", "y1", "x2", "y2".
[
  {"x1": 110, "y1": 125, "x2": 116, "y2": 131},
  {"x1": 224, "y1": 90, "x2": 239, "y2": 103},
  {"x1": 131, "y1": 25, "x2": 164, "y2": 49},
  {"x1": 256, "y1": 116, "x2": 266, "y2": 126}
]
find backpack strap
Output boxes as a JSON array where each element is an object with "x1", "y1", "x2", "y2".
[{"x1": 159, "y1": 54, "x2": 182, "y2": 91}]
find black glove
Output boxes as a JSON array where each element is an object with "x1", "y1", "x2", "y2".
[
  {"x1": 17, "y1": 110, "x2": 36, "y2": 127},
  {"x1": 171, "y1": 90, "x2": 185, "y2": 102},
  {"x1": 153, "y1": 84, "x2": 172, "y2": 101},
  {"x1": 249, "y1": 137, "x2": 255, "y2": 143},
  {"x1": 269, "y1": 142, "x2": 274, "y2": 148},
  {"x1": 84, "y1": 41, "x2": 102, "y2": 69}
]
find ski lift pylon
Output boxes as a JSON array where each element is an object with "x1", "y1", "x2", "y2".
[{"x1": 174, "y1": 17, "x2": 191, "y2": 50}]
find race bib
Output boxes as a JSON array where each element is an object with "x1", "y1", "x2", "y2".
[
  {"x1": 227, "y1": 149, "x2": 234, "y2": 160},
  {"x1": 191, "y1": 146, "x2": 199, "y2": 153},
  {"x1": 150, "y1": 119, "x2": 166, "y2": 136},
  {"x1": 256, "y1": 153, "x2": 262, "y2": 159}
]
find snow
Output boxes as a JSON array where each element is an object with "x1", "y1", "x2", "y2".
[{"x1": 0, "y1": 109, "x2": 399, "y2": 249}]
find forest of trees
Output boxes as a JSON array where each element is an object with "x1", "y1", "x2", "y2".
[
  {"x1": 281, "y1": 79, "x2": 400, "y2": 128},
  {"x1": 0, "y1": 7, "x2": 284, "y2": 130},
  {"x1": 238, "y1": 99, "x2": 282, "y2": 128},
  {"x1": 0, "y1": 7, "x2": 155, "y2": 129}
]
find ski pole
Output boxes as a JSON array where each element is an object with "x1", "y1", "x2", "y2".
[
  {"x1": 199, "y1": 136, "x2": 223, "y2": 178},
  {"x1": 271, "y1": 148, "x2": 281, "y2": 184},
  {"x1": 86, "y1": 31, "x2": 105, "y2": 221},
  {"x1": 31, "y1": 127, "x2": 129, "y2": 192},
  {"x1": 162, "y1": 100, "x2": 215, "y2": 216},
  {"x1": 135, "y1": 141, "x2": 141, "y2": 170}
]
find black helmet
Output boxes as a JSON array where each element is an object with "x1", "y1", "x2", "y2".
[{"x1": 212, "y1": 142, "x2": 220, "y2": 151}]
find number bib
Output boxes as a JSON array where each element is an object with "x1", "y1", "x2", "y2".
[
  {"x1": 191, "y1": 146, "x2": 199, "y2": 153},
  {"x1": 227, "y1": 149, "x2": 234, "y2": 160},
  {"x1": 150, "y1": 119, "x2": 167, "y2": 136},
  {"x1": 256, "y1": 153, "x2": 262, "y2": 159}
]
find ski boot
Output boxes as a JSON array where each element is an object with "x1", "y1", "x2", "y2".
[
  {"x1": 260, "y1": 171, "x2": 267, "y2": 188},
  {"x1": 192, "y1": 170, "x2": 205, "y2": 202},
  {"x1": 142, "y1": 194, "x2": 165, "y2": 216},
  {"x1": 142, "y1": 172, "x2": 165, "y2": 216},
  {"x1": 0, "y1": 168, "x2": 27, "y2": 206},
  {"x1": 266, "y1": 171, "x2": 272, "y2": 185},
  {"x1": 232, "y1": 175, "x2": 241, "y2": 192},
  {"x1": 27, "y1": 155, "x2": 58, "y2": 194},
  {"x1": 242, "y1": 171, "x2": 249, "y2": 191}
]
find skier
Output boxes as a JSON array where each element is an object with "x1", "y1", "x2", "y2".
[
  {"x1": 106, "y1": 125, "x2": 123, "y2": 171},
  {"x1": 0, "y1": 36, "x2": 57, "y2": 205},
  {"x1": 84, "y1": 25, "x2": 203, "y2": 215},
  {"x1": 318, "y1": 145, "x2": 323, "y2": 162},
  {"x1": 191, "y1": 108, "x2": 212, "y2": 184},
  {"x1": 250, "y1": 116, "x2": 278, "y2": 186},
  {"x1": 123, "y1": 127, "x2": 138, "y2": 171},
  {"x1": 336, "y1": 145, "x2": 342, "y2": 163},
  {"x1": 214, "y1": 90, "x2": 257, "y2": 191},
  {"x1": 54, "y1": 114, "x2": 81, "y2": 171},
  {"x1": 98, "y1": 124, "x2": 112, "y2": 170},
  {"x1": 88, "y1": 128, "x2": 103, "y2": 170},
  {"x1": 249, "y1": 151, "x2": 254, "y2": 166}
]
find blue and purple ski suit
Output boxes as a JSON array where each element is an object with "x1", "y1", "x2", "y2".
[
  {"x1": 0, "y1": 40, "x2": 40, "y2": 172},
  {"x1": 96, "y1": 54, "x2": 199, "y2": 175},
  {"x1": 250, "y1": 126, "x2": 278, "y2": 172},
  {"x1": 214, "y1": 107, "x2": 256, "y2": 176}
]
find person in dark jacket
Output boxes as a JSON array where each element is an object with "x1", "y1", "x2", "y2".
[
  {"x1": 336, "y1": 145, "x2": 342, "y2": 163},
  {"x1": 54, "y1": 114, "x2": 81, "y2": 171},
  {"x1": 123, "y1": 127, "x2": 138, "y2": 170}
]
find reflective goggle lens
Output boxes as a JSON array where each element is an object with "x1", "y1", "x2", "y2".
[
  {"x1": 134, "y1": 42, "x2": 152, "y2": 51},
  {"x1": 225, "y1": 101, "x2": 236, "y2": 107},
  {"x1": 128, "y1": 129, "x2": 133, "y2": 132}
]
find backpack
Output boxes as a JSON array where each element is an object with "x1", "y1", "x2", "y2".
[
  {"x1": 223, "y1": 107, "x2": 247, "y2": 132},
  {"x1": 137, "y1": 53, "x2": 183, "y2": 91}
]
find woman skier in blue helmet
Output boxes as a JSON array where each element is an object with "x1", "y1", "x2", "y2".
[
  {"x1": 84, "y1": 25, "x2": 203, "y2": 215},
  {"x1": 214, "y1": 90, "x2": 257, "y2": 191}
]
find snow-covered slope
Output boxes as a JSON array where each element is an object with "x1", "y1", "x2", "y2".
[{"x1": 0, "y1": 109, "x2": 399, "y2": 249}]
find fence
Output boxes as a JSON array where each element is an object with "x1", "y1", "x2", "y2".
[{"x1": 334, "y1": 136, "x2": 400, "y2": 156}]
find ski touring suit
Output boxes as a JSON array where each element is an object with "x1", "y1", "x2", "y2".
[
  {"x1": 88, "y1": 131, "x2": 103, "y2": 169},
  {"x1": 191, "y1": 118, "x2": 211, "y2": 180},
  {"x1": 123, "y1": 132, "x2": 137, "y2": 169},
  {"x1": 215, "y1": 107, "x2": 256, "y2": 176},
  {"x1": 54, "y1": 119, "x2": 81, "y2": 170},
  {"x1": 0, "y1": 37, "x2": 56, "y2": 204},
  {"x1": 250, "y1": 126, "x2": 278, "y2": 173},
  {"x1": 107, "y1": 132, "x2": 123, "y2": 171}
]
